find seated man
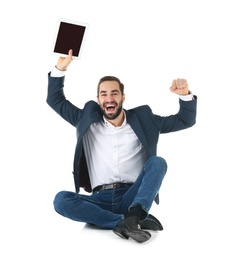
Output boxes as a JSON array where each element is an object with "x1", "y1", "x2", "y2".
[{"x1": 47, "y1": 49, "x2": 197, "y2": 243}]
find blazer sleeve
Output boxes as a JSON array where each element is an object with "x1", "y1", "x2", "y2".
[
  {"x1": 152, "y1": 96, "x2": 197, "y2": 133},
  {"x1": 46, "y1": 73, "x2": 81, "y2": 127}
]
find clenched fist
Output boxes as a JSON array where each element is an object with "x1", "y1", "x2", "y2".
[{"x1": 170, "y1": 78, "x2": 189, "y2": 96}]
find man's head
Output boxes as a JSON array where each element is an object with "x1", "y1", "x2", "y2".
[{"x1": 97, "y1": 76, "x2": 125, "y2": 124}]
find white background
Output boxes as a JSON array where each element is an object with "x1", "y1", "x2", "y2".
[{"x1": 1, "y1": 0, "x2": 232, "y2": 259}]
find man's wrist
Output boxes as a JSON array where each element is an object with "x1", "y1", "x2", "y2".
[
  {"x1": 55, "y1": 65, "x2": 66, "y2": 72},
  {"x1": 179, "y1": 91, "x2": 193, "y2": 101},
  {"x1": 51, "y1": 66, "x2": 66, "y2": 77}
]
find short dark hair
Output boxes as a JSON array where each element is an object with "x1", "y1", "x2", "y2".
[{"x1": 97, "y1": 76, "x2": 124, "y2": 97}]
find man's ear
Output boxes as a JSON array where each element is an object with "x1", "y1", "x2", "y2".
[{"x1": 96, "y1": 96, "x2": 99, "y2": 104}]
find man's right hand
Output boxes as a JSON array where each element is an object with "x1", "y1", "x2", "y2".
[{"x1": 56, "y1": 49, "x2": 73, "y2": 71}]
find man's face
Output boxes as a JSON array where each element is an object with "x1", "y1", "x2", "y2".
[{"x1": 97, "y1": 80, "x2": 125, "y2": 120}]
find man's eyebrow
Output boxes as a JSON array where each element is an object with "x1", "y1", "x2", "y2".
[{"x1": 100, "y1": 89, "x2": 120, "y2": 94}]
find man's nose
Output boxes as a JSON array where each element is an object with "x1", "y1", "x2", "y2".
[{"x1": 106, "y1": 95, "x2": 114, "y2": 101}]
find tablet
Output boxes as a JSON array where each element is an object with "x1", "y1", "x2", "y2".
[{"x1": 52, "y1": 18, "x2": 88, "y2": 59}]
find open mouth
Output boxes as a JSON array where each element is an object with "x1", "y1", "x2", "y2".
[{"x1": 105, "y1": 104, "x2": 116, "y2": 112}]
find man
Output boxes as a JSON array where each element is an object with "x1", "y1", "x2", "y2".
[{"x1": 47, "y1": 49, "x2": 197, "y2": 243}]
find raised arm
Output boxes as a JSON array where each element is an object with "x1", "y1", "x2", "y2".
[{"x1": 47, "y1": 49, "x2": 81, "y2": 127}]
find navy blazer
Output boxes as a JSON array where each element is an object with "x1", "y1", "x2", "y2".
[{"x1": 47, "y1": 73, "x2": 197, "y2": 197}]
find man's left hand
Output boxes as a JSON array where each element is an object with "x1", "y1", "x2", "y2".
[{"x1": 170, "y1": 78, "x2": 189, "y2": 96}]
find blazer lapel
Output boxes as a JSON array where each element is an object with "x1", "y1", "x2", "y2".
[{"x1": 125, "y1": 110, "x2": 149, "y2": 153}]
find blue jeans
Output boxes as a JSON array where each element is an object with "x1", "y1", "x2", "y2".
[{"x1": 53, "y1": 156, "x2": 167, "y2": 229}]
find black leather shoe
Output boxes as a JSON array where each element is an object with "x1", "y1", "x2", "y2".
[
  {"x1": 139, "y1": 214, "x2": 163, "y2": 231},
  {"x1": 113, "y1": 216, "x2": 151, "y2": 243}
]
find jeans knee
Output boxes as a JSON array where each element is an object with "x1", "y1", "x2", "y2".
[
  {"x1": 147, "y1": 156, "x2": 167, "y2": 175},
  {"x1": 156, "y1": 156, "x2": 167, "y2": 168},
  {"x1": 53, "y1": 191, "x2": 68, "y2": 213}
]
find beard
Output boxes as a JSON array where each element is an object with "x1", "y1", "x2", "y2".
[{"x1": 100, "y1": 100, "x2": 123, "y2": 120}]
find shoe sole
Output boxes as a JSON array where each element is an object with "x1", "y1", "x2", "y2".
[
  {"x1": 126, "y1": 230, "x2": 151, "y2": 243},
  {"x1": 113, "y1": 228, "x2": 151, "y2": 243},
  {"x1": 113, "y1": 229, "x2": 129, "y2": 239}
]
